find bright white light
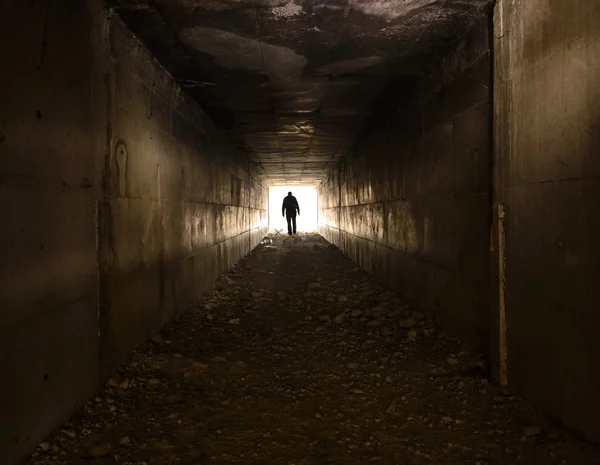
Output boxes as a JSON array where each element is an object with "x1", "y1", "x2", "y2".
[{"x1": 269, "y1": 186, "x2": 318, "y2": 233}]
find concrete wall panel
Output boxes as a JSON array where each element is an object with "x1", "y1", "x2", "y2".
[
  {"x1": 0, "y1": 297, "x2": 99, "y2": 465},
  {"x1": 0, "y1": 2, "x2": 267, "y2": 463},
  {"x1": 318, "y1": 25, "x2": 492, "y2": 353},
  {"x1": 100, "y1": 17, "x2": 268, "y2": 376},
  {"x1": 0, "y1": 1, "x2": 107, "y2": 462},
  {"x1": 495, "y1": 0, "x2": 600, "y2": 440}
]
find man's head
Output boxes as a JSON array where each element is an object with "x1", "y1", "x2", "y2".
[{"x1": 288, "y1": 192, "x2": 292, "y2": 196}]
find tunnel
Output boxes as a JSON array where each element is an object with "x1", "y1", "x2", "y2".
[{"x1": 1, "y1": 0, "x2": 600, "y2": 463}]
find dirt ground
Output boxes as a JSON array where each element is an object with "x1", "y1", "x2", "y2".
[{"x1": 28, "y1": 233, "x2": 600, "y2": 465}]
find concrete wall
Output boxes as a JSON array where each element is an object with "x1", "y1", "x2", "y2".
[
  {"x1": 0, "y1": 2, "x2": 107, "y2": 462},
  {"x1": 318, "y1": 25, "x2": 492, "y2": 352},
  {"x1": 494, "y1": 0, "x2": 600, "y2": 441},
  {"x1": 100, "y1": 18, "x2": 268, "y2": 376},
  {"x1": 0, "y1": 2, "x2": 267, "y2": 463}
]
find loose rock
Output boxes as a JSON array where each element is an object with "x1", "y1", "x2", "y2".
[
  {"x1": 84, "y1": 445, "x2": 108, "y2": 459},
  {"x1": 524, "y1": 426, "x2": 542, "y2": 437},
  {"x1": 38, "y1": 443, "x2": 51, "y2": 452},
  {"x1": 23, "y1": 233, "x2": 600, "y2": 465},
  {"x1": 398, "y1": 318, "x2": 416, "y2": 329}
]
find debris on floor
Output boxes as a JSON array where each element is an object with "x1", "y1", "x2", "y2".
[
  {"x1": 28, "y1": 233, "x2": 600, "y2": 464},
  {"x1": 260, "y1": 236, "x2": 273, "y2": 245}
]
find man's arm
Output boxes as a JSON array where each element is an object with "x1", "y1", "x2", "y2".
[
  {"x1": 282, "y1": 199, "x2": 285, "y2": 217},
  {"x1": 295, "y1": 199, "x2": 300, "y2": 215}
]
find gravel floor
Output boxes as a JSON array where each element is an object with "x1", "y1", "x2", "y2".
[{"x1": 28, "y1": 233, "x2": 600, "y2": 465}]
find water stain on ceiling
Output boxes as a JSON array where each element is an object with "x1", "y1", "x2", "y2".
[
  {"x1": 180, "y1": 27, "x2": 307, "y2": 78},
  {"x1": 107, "y1": 0, "x2": 492, "y2": 184}
]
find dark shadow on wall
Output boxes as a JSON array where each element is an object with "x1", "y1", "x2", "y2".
[
  {"x1": 0, "y1": 2, "x2": 268, "y2": 464},
  {"x1": 318, "y1": 23, "x2": 493, "y2": 355},
  {"x1": 494, "y1": 0, "x2": 600, "y2": 442}
]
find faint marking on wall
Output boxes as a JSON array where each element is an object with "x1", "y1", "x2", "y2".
[
  {"x1": 497, "y1": 203, "x2": 508, "y2": 386},
  {"x1": 115, "y1": 141, "x2": 128, "y2": 197},
  {"x1": 271, "y1": 2, "x2": 303, "y2": 18},
  {"x1": 317, "y1": 56, "x2": 386, "y2": 75}
]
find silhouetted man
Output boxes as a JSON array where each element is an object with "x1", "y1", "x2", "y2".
[{"x1": 282, "y1": 191, "x2": 300, "y2": 235}]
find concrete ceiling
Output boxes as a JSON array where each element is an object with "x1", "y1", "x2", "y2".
[{"x1": 107, "y1": 0, "x2": 491, "y2": 185}]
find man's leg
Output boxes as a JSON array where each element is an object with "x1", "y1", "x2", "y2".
[
  {"x1": 292, "y1": 215, "x2": 297, "y2": 234},
  {"x1": 286, "y1": 215, "x2": 292, "y2": 235}
]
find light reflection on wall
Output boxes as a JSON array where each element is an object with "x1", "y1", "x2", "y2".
[{"x1": 269, "y1": 186, "x2": 318, "y2": 232}]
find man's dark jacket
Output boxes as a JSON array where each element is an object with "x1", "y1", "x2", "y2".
[{"x1": 282, "y1": 195, "x2": 300, "y2": 216}]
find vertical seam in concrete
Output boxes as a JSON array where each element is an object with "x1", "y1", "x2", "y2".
[
  {"x1": 97, "y1": 13, "x2": 116, "y2": 381},
  {"x1": 487, "y1": 2, "x2": 497, "y2": 375},
  {"x1": 489, "y1": 0, "x2": 508, "y2": 387},
  {"x1": 488, "y1": 3, "x2": 497, "y2": 209},
  {"x1": 338, "y1": 160, "x2": 342, "y2": 249}
]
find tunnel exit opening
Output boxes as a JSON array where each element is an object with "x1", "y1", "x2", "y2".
[{"x1": 268, "y1": 186, "x2": 318, "y2": 233}]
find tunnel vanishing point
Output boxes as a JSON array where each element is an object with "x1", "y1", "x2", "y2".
[{"x1": 1, "y1": 0, "x2": 600, "y2": 464}]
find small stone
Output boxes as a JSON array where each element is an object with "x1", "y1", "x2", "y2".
[
  {"x1": 314, "y1": 412, "x2": 322, "y2": 419},
  {"x1": 387, "y1": 309, "x2": 403, "y2": 318},
  {"x1": 380, "y1": 326, "x2": 393, "y2": 336},
  {"x1": 38, "y1": 442, "x2": 51, "y2": 452},
  {"x1": 370, "y1": 307, "x2": 384, "y2": 318},
  {"x1": 192, "y1": 362, "x2": 209, "y2": 370},
  {"x1": 228, "y1": 318, "x2": 240, "y2": 325},
  {"x1": 386, "y1": 398, "x2": 399, "y2": 414},
  {"x1": 338, "y1": 295, "x2": 348, "y2": 303},
  {"x1": 105, "y1": 378, "x2": 119, "y2": 388},
  {"x1": 398, "y1": 318, "x2": 416, "y2": 329},
  {"x1": 149, "y1": 378, "x2": 161, "y2": 385},
  {"x1": 524, "y1": 426, "x2": 541, "y2": 437},
  {"x1": 446, "y1": 356, "x2": 459, "y2": 366},
  {"x1": 318, "y1": 315, "x2": 330, "y2": 322},
  {"x1": 304, "y1": 315, "x2": 313, "y2": 321},
  {"x1": 334, "y1": 314, "x2": 345, "y2": 325},
  {"x1": 351, "y1": 309, "x2": 363, "y2": 318},
  {"x1": 347, "y1": 362, "x2": 360, "y2": 370},
  {"x1": 150, "y1": 334, "x2": 163, "y2": 345},
  {"x1": 407, "y1": 330, "x2": 417, "y2": 341},
  {"x1": 119, "y1": 436, "x2": 131, "y2": 445},
  {"x1": 212, "y1": 356, "x2": 227, "y2": 362},
  {"x1": 119, "y1": 379, "x2": 130, "y2": 390},
  {"x1": 84, "y1": 445, "x2": 108, "y2": 459},
  {"x1": 307, "y1": 282, "x2": 321, "y2": 290}
]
